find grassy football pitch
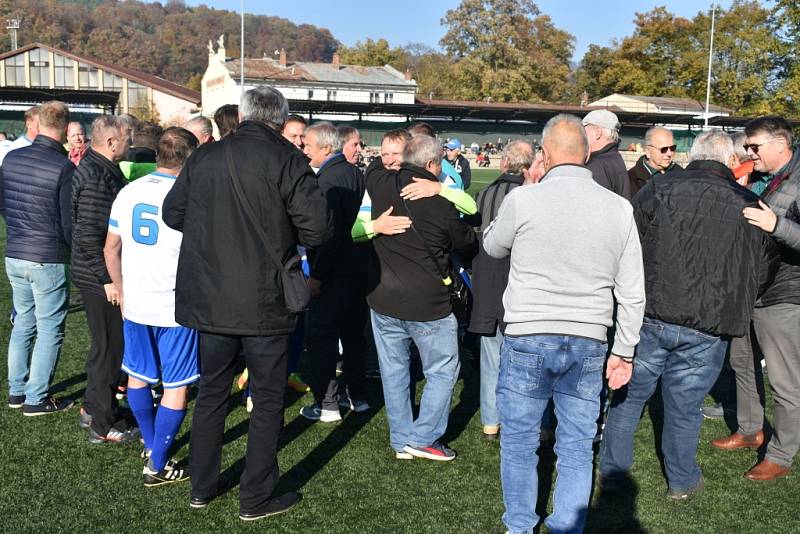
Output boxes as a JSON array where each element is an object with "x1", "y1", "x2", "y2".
[{"x1": 0, "y1": 217, "x2": 798, "y2": 533}]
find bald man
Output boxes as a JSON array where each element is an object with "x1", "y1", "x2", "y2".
[
  {"x1": 483, "y1": 114, "x2": 645, "y2": 534},
  {"x1": 628, "y1": 127, "x2": 681, "y2": 195}
]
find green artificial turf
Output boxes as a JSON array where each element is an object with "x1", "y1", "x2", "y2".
[{"x1": 1, "y1": 219, "x2": 798, "y2": 533}]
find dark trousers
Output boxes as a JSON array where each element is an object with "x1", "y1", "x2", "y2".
[
  {"x1": 190, "y1": 332, "x2": 290, "y2": 512},
  {"x1": 82, "y1": 289, "x2": 124, "y2": 435},
  {"x1": 305, "y1": 275, "x2": 367, "y2": 410}
]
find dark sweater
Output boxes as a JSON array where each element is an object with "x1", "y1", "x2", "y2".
[
  {"x1": 587, "y1": 142, "x2": 631, "y2": 199},
  {"x1": 366, "y1": 161, "x2": 478, "y2": 321}
]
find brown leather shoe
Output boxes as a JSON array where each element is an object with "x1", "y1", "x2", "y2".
[
  {"x1": 711, "y1": 430, "x2": 764, "y2": 451},
  {"x1": 744, "y1": 459, "x2": 791, "y2": 481}
]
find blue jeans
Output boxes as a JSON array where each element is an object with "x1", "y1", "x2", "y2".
[
  {"x1": 5, "y1": 258, "x2": 69, "y2": 405},
  {"x1": 370, "y1": 310, "x2": 460, "y2": 452},
  {"x1": 600, "y1": 317, "x2": 727, "y2": 491},
  {"x1": 498, "y1": 334, "x2": 606, "y2": 534},
  {"x1": 480, "y1": 327, "x2": 503, "y2": 427}
]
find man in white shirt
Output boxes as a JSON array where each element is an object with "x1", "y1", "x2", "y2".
[
  {"x1": 0, "y1": 106, "x2": 39, "y2": 165},
  {"x1": 104, "y1": 127, "x2": 199, "y2": 487}
]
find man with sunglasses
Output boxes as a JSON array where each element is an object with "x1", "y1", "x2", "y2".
[
  {"x1": 628, "y1": 127, "x2": 681, "y2": 196},
  {"x1": 712, "y1": 115, "x2": 800, "y2": 482}
]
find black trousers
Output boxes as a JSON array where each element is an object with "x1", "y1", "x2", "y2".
[
  {"x1": 305, "y1": 275, "x2": 367, "y2": 410},
  {"x1": 81, "y1": 289, "x2": 125, "y2": 435},
  {"x1": 190, "y1": 331, "x2": 290, "y2": 512}
]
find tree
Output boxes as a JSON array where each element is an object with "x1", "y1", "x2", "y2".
[
  {"x1": 439, "y1": 0, "x2": 574, "y2": 103},
  {"x1": 338, "y1": 38, "x2": 407, "y2": 67}
]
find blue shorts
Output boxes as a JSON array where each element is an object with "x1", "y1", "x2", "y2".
[{"x1": 122, "y1": 320, "x2": 199, "y2": 388}]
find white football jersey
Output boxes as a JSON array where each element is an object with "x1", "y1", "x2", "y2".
[{"x1": 108, "y1": 172, "x2": 183, "y2": 327}]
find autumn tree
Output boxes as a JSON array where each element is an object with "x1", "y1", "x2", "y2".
[
  {"x1": 439, "y1": 0, "x2": 574, "y2": 103},
  {"x1": 338, "y1": 38, "x2": 407, "y2": 67}
]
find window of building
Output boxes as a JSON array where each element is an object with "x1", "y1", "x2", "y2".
[
  {"x1": 326, "y1": 89, "x2": 336, "y2": 101},
  {"x1": 53, "y1": 54, "x2": 75, "y2": 88},
  {"x1": 4, "y1": 54, "x2": 25, "y2": 86},
  {"x1": 29, "y1": 48, "x2": 50, "y2": 87},
  {"x1": 308, "y1": 89, "x2": 314, "y2": 100},
  {"x1": 78, "y1": 62, "x2": 99, "y2": 88},
  {"x1": 384, "y1": 93, "x2": 393, "y2": 104},
  {"x1": 369, "y1": 92, "x2": 379, "y2": 104},
  {"x1": 104, "y1": 71, "x2": 123, "y2": 90},
  {"x1": 127, "y1": 80, "x2": 148, "y2": 111}
]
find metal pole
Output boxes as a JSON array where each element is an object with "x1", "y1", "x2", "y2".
[
  {"x1": 240, "y1": 0, "x2": 245, "y2": 98},
  {"x1": 704, "y1": 3, "x2": 716, "y2": 130}
]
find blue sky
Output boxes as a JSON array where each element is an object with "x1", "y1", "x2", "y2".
[{"x1": 187, "y1": 0, "x2": 736, "y2": 61}]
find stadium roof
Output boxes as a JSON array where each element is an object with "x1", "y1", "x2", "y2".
[
  {"x1": 0, "y1": 87, "x2": 119, "y2": 109},
  {"x1": 591, "y1": 94, "x2": 731, "y2": 116},
  {"x1": 0, "y1": 43, "x2": 201, "y2": 105}
]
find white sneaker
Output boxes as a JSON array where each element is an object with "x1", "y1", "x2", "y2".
[
  {"x1": 300, "y1": 404, "x2": 342, "y2": 422},
  {"x1": 395, "y1": 450, "x2": 413, "y2": 460}
]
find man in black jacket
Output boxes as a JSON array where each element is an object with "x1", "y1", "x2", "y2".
[
  {"x1": 300, "y1": 122, "x2": 369, "y2": 422},
  {"x1": 721, "y1": 115, "x2": 800, "y2": 481},
  {"x1": 468, "y1": 140, "x2": 535, "y2": 440},
  {"x1": 628, "y1": 127, "x2": 681, "y2": 196},
  {"x1": 163, "y1": 86, "x2": 331, "y2": 520},
  {"x1": 582, "y1": 110, "x2": 631, "y2": 199},
  {"x1": 367, "y1": 134, "x2": 478, "y2": 461},
  {"x1": 72, "y1": 115, "x2": 138, "y2": 443},
  {"x1": 600, "y1": 131, "x2": 779, "y2": 499},
  {"x1": 1, "y1": 101, "x2": 75, "y2": 415}
]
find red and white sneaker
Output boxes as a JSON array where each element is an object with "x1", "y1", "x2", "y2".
[{"x1": 403, "y1": 442, "x2": 457, "y2": 461}]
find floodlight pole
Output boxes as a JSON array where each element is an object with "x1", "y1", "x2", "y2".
[
  {"x1": 240, "y1": 0, "x2": 245, "y2": 98},
  {"x1": 704, "y1": 3, "x2": 716, "y2": 130},
  {"x1": 6, "y1": 18, "x2": 21, "y2": 50}
]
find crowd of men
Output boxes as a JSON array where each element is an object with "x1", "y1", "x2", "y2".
[{"x1": 1, "y1": 90, "x2": 799, "y2": 532}]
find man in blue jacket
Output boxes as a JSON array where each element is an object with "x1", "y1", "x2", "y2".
[{"x1": 1, "y1": 101, "x2": 75, "y2": 415}]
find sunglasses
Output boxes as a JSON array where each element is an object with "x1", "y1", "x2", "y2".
[
  {"x1": 648, "y1": 144, "x2": 677, "y2": 154},
  {"x1": 743, "y1": 138, "x2": 778, "y2": 154}
]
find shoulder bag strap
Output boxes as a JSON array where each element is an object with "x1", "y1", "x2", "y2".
[{"x1": 224, "y1": 141, "x2": 286, "y2": 271}]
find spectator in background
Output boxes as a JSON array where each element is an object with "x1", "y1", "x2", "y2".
[
  {"x1": 72, "y1": 115, "x2": 139, "y2": 444},
  {"x1": 484, "y1": 114, "x2": 643, "y2": 533},
  {"x1": 601, "y1": 131, "x2": 779, "y2": 498},
  {"x1": 583, "y1": 109, "x2": 631, "y2": 199},
  {"x1": 627, "y1": 127, "x2": 681, "y2": 196},
  {"x1": 2, "y1": 101, "x2": 75, "y2": 415},
  {"x1": 186, "y1": 116, "x2": 214, "y2": 145},
  {"x1": 163, "y1": 86, "x2": 330, "y2": 519},
  {"x1": 0, "y1": 106, "x2": 39, "y2": 165},
  {"x1": 213, "y1": 104, "x2": 239, "y2": 139},
  {"x1": 444, "y1": 139, "x2": 472, "y2": 190},
  {"x1": 67, "y1": 121, "x2": 88, "y2": 166},
  {"x1": 468, "y1": 140, "x2": 536, "y2": 440},
  {"x1": 338, "y1": 125, "x2": 362, "y2": 166},
  {"x1": 281, "y1": 114, "x2": 307, "y2": 150},
  {"x1": 126, "y1": 121, "x2": 161, "y2": 163}
]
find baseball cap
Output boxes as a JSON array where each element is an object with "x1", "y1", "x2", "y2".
[
  {"x1": 582, "y1": 110, "x2": 620, "y2": 132},
  {"x1": 445, "y1": 139, "x2": 462, "y2": 150}
]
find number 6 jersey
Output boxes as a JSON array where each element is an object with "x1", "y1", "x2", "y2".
[{"x1": 108, "y1": 172, "x2": 183, "y2": 327}]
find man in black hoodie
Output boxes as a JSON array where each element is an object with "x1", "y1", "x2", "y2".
[{"x1": 367, "y1": 134, "x2": 478, "y2": 462}]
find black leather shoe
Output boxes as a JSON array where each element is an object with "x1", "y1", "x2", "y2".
[
  {"x1": 190, "y1": 495, "x2": 212, "y2": 509},
  {"x1": 239, "y1": 492, "x2": 301, "y2": 521}
]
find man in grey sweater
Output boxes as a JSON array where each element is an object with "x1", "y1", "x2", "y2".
[{"x1": 483, "y1": 114, "x2": 645, "y2": 534}]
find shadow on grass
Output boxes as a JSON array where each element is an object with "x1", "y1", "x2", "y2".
[
  {"x1": 50, "y1": 372, "x2": 86, "y2": 394},
  {"x1": 441, "y1": 357, "x2": 480, "y2": 445},
  {"x1": 585, "y1": 473, "x2": 646, "y2": 533}
]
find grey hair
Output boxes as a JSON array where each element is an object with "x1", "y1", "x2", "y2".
[
  {"x1": 337, "y1": 125, "x2": 360, "y2": 144},
  {"x1": 542, "y1": 113, "x2": 589, "y2": 160},
  {"x1": 240, "y1": 86, "x2": 289, "y2": 128},
  {"x1": 306, "y1": 121, "x2": 342, "y2": 152},
  {"x1": 689, "y1": 131, "x2": 734, "y2": 165},
  {"x1": 603, "y1": 126, "x2": 620, "y2": 143},
  {"x1": 644, "y1": 126, "x2": 672, "y2": 146},
  {"x1": 403, "y1": 134, "x2": 441, "y2": 168},
  {"x1": 91, "y1": 115, "x2": 126, "y2": 146},
  {"x1": 186, "y1": 116, "x2": 213, "y2": 137},
  {"x1": 731, "y1": 131, "x2": 750, "y2": 162},
  {"x1": 501, "y1": 140, "x2": 534, "y2": 174}
]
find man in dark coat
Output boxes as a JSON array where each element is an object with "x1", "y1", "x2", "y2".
[
  {"x1": 628, "y1": 127, "x2": 681, "y2": 196},
  {"x1": 468, "y1": 140, "x2": 535, "y2": 440},
  {"x1": 163, "y1": 86, "x2": 331, "y2": 520},
  {"x1": 583, "y1": 109, "x2": 631, "y2": 199},
  {"x1": 1, "y1": 101, "x2": 74, "y2": 415},
  {"x1": 72, "y1": 115, "x2": 138, "y2": 443},
  {"x1": 300, "y1": 122, "x2": 369, "y2": 422},
  {"x1": 600, "y1": 131, "x2": 779, "y2": 499}
]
